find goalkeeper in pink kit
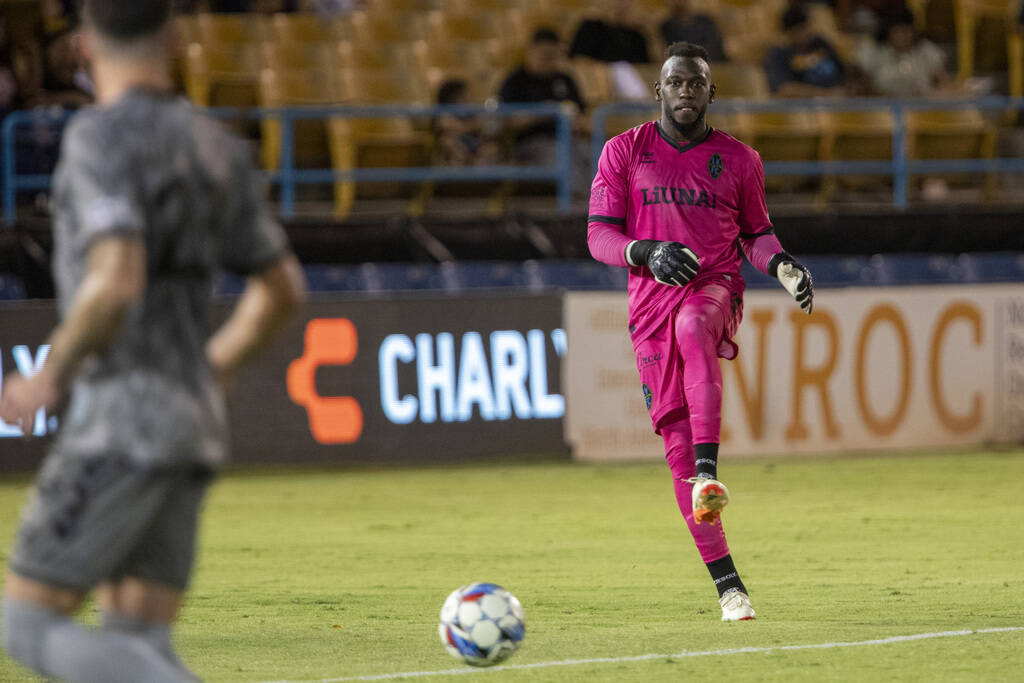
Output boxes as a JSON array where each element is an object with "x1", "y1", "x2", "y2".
[{"x1": 588, "y1": 42, "x2": 814, "y2": 621}]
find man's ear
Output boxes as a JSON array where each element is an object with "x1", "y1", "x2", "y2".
[
  {"x1": 708, "y1": 83, "x2": 716, "y2": 103},
  {"x1": 654, "y1": 81, "x2": 662, "y2": 101}
]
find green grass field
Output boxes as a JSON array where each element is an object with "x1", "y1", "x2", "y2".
[{"x1": 1, "y1": 449, "x2": 1023, "y2": 682}]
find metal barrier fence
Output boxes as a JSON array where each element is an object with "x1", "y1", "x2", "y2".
[{"x1": 3, "y1": 97, "x2": 1024, "y2": 222}]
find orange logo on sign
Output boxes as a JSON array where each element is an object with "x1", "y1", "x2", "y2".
[{"x1": 287, "y1": 318, "x2": 364, "y2": 444}]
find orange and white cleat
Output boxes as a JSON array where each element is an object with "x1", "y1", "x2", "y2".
[
  {"x1": 686, "y1": 477, "x2": 730, "y2": 524},
  {"x1": 719, "y1": 590, "x2": 756, "y2": 621}
]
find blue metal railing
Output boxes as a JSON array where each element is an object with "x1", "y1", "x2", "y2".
[
  {"x1": 4, "y1": 97, "x2": 1024, "y2": 222},
  {"x1": 1, "y1": 102, "x2": 573, "y2": 223},
  {"x1": 592, "y1": 96, "x2": 1024, "y2": 210}
]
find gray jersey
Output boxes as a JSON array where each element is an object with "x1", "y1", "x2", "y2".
[{"x1": 50, "y1": 88, "x2": 289, "y2": 468}]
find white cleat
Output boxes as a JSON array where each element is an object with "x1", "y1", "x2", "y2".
[
  {"x1": 719, "y1": 590, "x2": 756, "y2": 621},
  {"x1": 685, "y1": 477, "x2": 730, "y2": 525}
]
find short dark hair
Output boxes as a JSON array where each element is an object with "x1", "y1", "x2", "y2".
[
  {"x1": 82, "y1": 0, "x2": 171, "y2": 41},
  {"x1": 781, "y1": 6, "x2": 808, "y2": 30},
  {"x1": 664, "y1": 41, "x2": 710, "y2": 62},
  {"x1": 531, "y1": 27, "x2": 560, "y2": 45}
]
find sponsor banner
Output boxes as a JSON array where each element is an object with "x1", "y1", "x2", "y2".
[
  {"x1": 566, "y1": 286, "x2": 1024, "y2": 461},
  {"x1": 0, "y1": 293, "x2": 567, "y2": 470}
]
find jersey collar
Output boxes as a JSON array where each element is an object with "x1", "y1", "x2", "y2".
[{"x1": 655, "y1": 122, "x2": 714, "y2": 153}]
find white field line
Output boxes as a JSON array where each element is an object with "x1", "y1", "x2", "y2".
[{"x1": 257, "y1": 626, "x2": 1024, "y2": 683}]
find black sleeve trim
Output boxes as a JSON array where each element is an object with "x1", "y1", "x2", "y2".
[
  {"x1": 588, "y1": 215, "x2": 625, "y2": 225},
  {"x1": 738, "y1": 227, "x2": 776, "y2": 239}
]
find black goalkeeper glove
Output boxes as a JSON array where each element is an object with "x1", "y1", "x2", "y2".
[
  {"x1": 626, "y1": 240, "x2": 700, "y2": 287},
  {"x1": 769, "y1": 252, "x2": 814, "y2": 314}
]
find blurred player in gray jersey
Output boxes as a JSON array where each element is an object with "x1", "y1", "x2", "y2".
[{"x1": 0, "y1": 1, "x2": 306, "y2": 680}]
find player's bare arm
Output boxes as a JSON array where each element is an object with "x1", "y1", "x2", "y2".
[
  {"x1": 0, "y1": 236, "x2": 145, "y2": 431},
  {"x1": 206, "y1": 253, "x2": 306, "y2": 392}
]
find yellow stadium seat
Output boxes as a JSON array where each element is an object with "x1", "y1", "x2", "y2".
[
  {"x1": 337, "y1": 40, "x2": 415, "y2": 70},
  {"x1": 362, "y1": 0, "x2": 434, "y2": 12},
  {"x1": 328, "y1": 116, "x2": 434, "y2": 218},
  {"x1": 820, "y1": 109, "x2": 895, "y2": 199},
  {"x1": 269, "y1": 13, "x2": 347, "y2": 45},
  {"x1": 424, "y1": 66, "x2": 504, "y2": 104},
  {"x1": 335, "y1": 66, "x2": 432, "y2": 104},
  {"x1": 709, "y1": 62, "x2": 770, "y2": 100},
  {"x1": 196, "y1": 13, "x2": 269, "y2": 47},
  {"x1": 259, "y1": 67, "x2": 343, "y2": 172},
  {"x1": 347, "y1": 9, "x2": 429, "y2": 43},
  {"x1": 175, "y1": 15, "x2": 200, "y2": 46},
  {"x1": 569, "y1": 59, "x2": 613, "y2": 107},
  {"x1": 426, "y1": 10, "x2": 504, "y2": 42},
  {"x1": 742, "y1": 110, "x2": 828, "y2": 193},
  {"x1": 183, "y1": 42, "x2": 262, "y2": 107},
  {"x1": 412, "y1": 38, "x2": 503, "y2": 71},
  {"x1": 953, "y1": 0, "x2": 1012, "y2": 79},
  {"x1": 906, "y1": 107, "x2": 997, "y2": 198},
  {"x1": 261, "y1": 41, "x2": 335, "y2": 73}
]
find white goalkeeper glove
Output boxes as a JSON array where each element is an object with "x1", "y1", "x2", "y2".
[{"x1": 769, "y1": 253, "x2": 814, "y2": 314}]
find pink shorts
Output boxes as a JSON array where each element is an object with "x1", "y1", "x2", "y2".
[{"x1": 631, "y1": 283, "x2": 742, "y2": 434}]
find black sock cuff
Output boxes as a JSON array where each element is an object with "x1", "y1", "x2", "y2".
[
  {"x1": 694, "y1": 442, "x2": 719, "y2": 480},
  {"x1": 706, "y1": 554, "x2": 747, "y2": 598}
]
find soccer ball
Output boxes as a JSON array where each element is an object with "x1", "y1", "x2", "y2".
[{"x1": 438, "y1": 582, "x2": 525, "y2": 667}]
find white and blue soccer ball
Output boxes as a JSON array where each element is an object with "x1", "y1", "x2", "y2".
[{"x1": 438, "y1": 582, "x2": 525, "y2": 667}]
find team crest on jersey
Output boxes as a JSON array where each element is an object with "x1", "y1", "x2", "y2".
[
  {"x1": 708, "y1": 153, "x2": 724, "y2": 178},
  {"x1": 642, "y1": 383, "x2": 653, "y2": 411}
]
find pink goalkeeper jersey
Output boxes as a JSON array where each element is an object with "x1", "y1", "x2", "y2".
[{"x1": 588, "y1": 121, "x2": 783, "y2": 341}]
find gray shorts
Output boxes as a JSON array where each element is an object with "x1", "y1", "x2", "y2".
[{"x1": 9, "y1": 452, "x2": 213, "y2": 592}]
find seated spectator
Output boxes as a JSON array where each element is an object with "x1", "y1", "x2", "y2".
[
  {"x1": 433, "y1": 79, "x2": 500, "y2": 167},
  {"x1": 836, "y1": 0, "x2": 913, "y2": 35},
  {"x1": 498, "y1": 28, "x2": 592, "y2": 197},
  {"x1": 765, "y1": 6, "x2": 847, "y2": 97},
  {"x1": 569, "y1": 0, "x2": 650, "y2": 64},
  {"x1": 33, "y1": 27, "x2": 92, "y2": 108},
  {"x1": 855, "y1": 8, "x2": 952, "y2": 97},
  {"x1": 659, "y1": 0, "x2": 727, "y2": 62}
]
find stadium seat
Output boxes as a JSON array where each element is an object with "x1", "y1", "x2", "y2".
[
  {"x1": 260, "y1": 42, "x2": 335, "y2": 74},
  {"x1": 259, "y1": 67, "x2": 342, "y2": 172},
  {"x1": 347, "y1": 9, "x2": 429, "y2": 43},
  {"x1": 337, "y1": 41, "x2": 416, "y2": 71},
  {"x1": 328, "y1": 116, "x2": 433, "y2": 218},
  {"x1": 335, "y1": 66, "x2": 431, "y2": 104},
  {"x1": 709, "y1": 62, "x2": 770, "y2": 100},
  {"x1": 1009, "y1": 23, "x2": 1022, "y2": 99},
  {"x1": 953, "y1": 0, "x2": 1013, "y2": 79},
  {"x1": 569, "y1": 59, "x2": 614, "y2": 108},
  {"x1": 196, "y1": 13, "x2": 269, "y2": 47},
  {"x1": 412, "y1": 38, "x2": 504, "y2": 73},
  {"x1": 183, "y1": 42, "x2": 261, "y2": 105},
  {"x1": 820, "y1": 109, "x2": 895, "y2": 200},
  {"x1": 0, "y1": 274, "x2": 27, "y2": 300},
  {"x1": 905, "y1": 107, "x2": 997, "y2": 198},
  {"x1": 183, "y1": 42, "x2": 262, "y2": 136},
  {"x1": 741, "y1": 110, "x2": 828, "y2": 193},
  {"x1": 269, "y1": 13, "x2": 347, "y2": 45}
]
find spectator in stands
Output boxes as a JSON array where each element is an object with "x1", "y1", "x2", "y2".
[
  {"x1": 659, "y1": 0, "x2": 727, "y2": 63},
  {"x1": 835, "y1": 0, "x2": 912, "y2": 35},
  {"x1": 498, "y1": 28, "x2": 592, "y2": 197},
  {"x1": 33, "y1": 27, "x2": 92, "y2": 107},
  {"x1": 854, "y1": 8, "x2": 952, "y2": 97},
  {"x1": 764, "y1": 5, "x2": 847, "y2": 97},
  {"x1": 433, "y1": 79, "x2": 500, "y2": 167},
  {"x1": 568, "y1": 0, "x2": 650, "y2": 64}
]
